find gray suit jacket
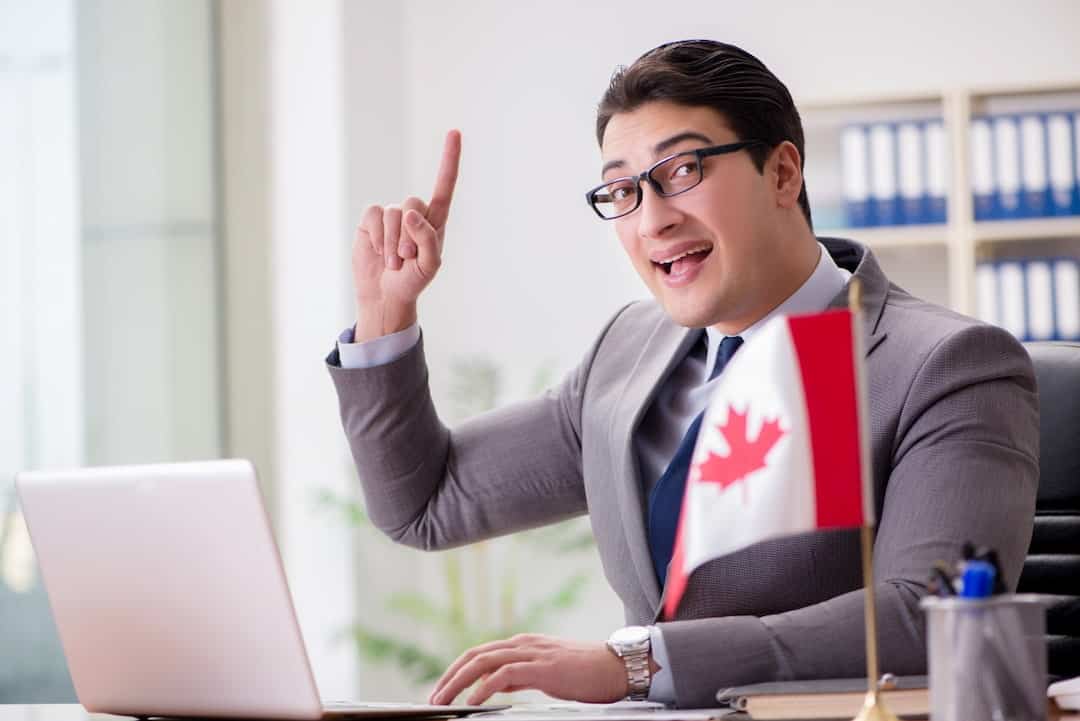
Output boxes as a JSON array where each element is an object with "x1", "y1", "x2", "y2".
[{"x1": 327, "y1": 238, "x2": 1039, "y2": 707}]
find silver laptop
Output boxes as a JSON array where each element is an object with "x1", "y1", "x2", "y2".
[{"x1": 15, "y1": 459, "x2": 504, "y2": 719}]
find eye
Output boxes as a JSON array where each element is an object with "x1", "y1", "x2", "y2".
[
  {"x1": 670, "y1": 160, "x2": 696, "y2": 179},
  {"x1": 608, "y1": 181, "x2": 636, "y2": 202}
]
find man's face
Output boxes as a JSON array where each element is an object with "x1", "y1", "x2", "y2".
[{"x1": 600, "y1": 101, "x2": 780, "y2": 330}]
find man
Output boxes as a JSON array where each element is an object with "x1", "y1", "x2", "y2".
[{"x1": 327, "y1": 40, "x2": 1038, "y2": 708}]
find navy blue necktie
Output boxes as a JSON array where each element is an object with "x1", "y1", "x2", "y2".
[{"x1": 647, "y1": 334, "x2": 744, "y2": 587}]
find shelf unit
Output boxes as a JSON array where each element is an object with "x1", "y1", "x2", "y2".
[{"x1": 800, "y1": 82, "x2": 1080, "y2": 317}]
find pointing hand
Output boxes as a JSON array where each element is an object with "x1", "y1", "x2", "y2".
[{"x1": 352, "y1": 130, "x2": 461, "y2": 342}]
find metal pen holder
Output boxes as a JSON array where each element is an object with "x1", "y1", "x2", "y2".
[{"x1": 921, "y1": 595, "x2": 1047, "y2": 721}]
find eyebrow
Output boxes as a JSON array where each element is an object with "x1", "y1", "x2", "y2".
[{"x1": 601, "y1": 131, "x2": 715, "y2": 177}]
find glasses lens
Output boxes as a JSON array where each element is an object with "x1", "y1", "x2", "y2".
[
  {"x1": 592, "y1": 178, "x2": 639, "y2": 219},
  {"x1": 652, "y1": 153, "x2": 702, "y2": 195}
]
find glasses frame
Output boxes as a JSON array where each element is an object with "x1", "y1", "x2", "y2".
[{"x1": 585, "y1": 140, "x2": 766, "y2": 220}]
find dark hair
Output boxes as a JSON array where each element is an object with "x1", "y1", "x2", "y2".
[{"x1": 596, "y1": 40, "x2": 812, "y2": 228}]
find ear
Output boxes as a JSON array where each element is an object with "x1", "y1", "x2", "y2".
[{"x1": 769, "y1": 141, "x2": 804, "y2": 210}]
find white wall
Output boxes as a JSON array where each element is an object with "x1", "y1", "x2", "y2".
[
  {"x1": 218, "y1": 0, "x2": 278, "y2": 514},
  {"x1": 266, "y1": 0, "x2": 357, "y2": 699}
]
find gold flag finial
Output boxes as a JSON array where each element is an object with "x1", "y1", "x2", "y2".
[{"x1": 854, "y1": 691, "x2": 901, "y2": 721}]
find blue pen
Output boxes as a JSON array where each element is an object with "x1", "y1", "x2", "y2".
[{"x1": 958, "y1": 559, "x2": 996, "y2": 598}]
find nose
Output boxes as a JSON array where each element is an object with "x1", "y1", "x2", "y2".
[{"x1": 635, "y1": 181, "x2": 682, "y2": 239}]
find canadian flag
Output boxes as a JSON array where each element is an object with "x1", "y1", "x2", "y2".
[{"x1": 663, "y1": 308, "x2": 874, "y2": 620}]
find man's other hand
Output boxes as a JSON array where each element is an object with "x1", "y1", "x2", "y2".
[
  {"x1": 352, "y1": 129, "x2": 461, "y2": 342},
  {"x1": 428, "y1": 634, "x2": 629, "y2": 706}
]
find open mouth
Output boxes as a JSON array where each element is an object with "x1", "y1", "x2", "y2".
[{"x1": 654, "y1": 245, "x2": 713, "y2": 275}]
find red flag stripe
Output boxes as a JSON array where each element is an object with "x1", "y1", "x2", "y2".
[
  {"x1": 663, "y1": 506, "x2": 690, "y2": 620},
  {"x1": 664, "y1": 421, "x2": 703, "y2": 619},
  {"x1": 787, "y1": 311, "x2": 865, "y2": 529}
]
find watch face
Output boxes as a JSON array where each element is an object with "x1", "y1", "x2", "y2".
[{"x1": 609, "y1": 625, "x2": 650, "y2": 646}]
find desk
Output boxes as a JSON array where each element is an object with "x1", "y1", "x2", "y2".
[
  {"x1": 1, "y1": 708, "x2": 107, "y2": 721},
  {"x1": 4, "y1": 704, "x2": 1079, "y2": 721},
  {"x1": 0, "y1": 707, "x2": 729, "y2": 721}
]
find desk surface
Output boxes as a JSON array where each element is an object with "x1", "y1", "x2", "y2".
[
  {"x1": 1, "y1": 707, "x2": 106, "y2": 721},
  {"x1": 0, "y1": 706, "x2": 730, "y2": 721},
  {"x1": 5, "y1": 704, "x2": 1080, "y2": 721}
]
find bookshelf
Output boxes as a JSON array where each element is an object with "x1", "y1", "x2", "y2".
[
  {"x1": 800, "y1": 82, "x2": 1080, "y2": 323},
  {"x1": 973, "y1": 216, "x2": 1080, "y2": 243}
]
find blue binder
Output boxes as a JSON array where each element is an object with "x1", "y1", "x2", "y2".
[
  {"x1": 925, "y1": 120, "x2": 948, "y2": 224},
  {"x1": 842, "y1": 125, "x2": 872, "y2": 227},
  {"x1": 971, "y1": 117, "x2": 995, "y2": 221},
  {"x1": 997, "y1": 260, "x2": 1028, "y2": 339},
  {"x1": 869, "y1": 123, "x2": 900, "y2": 226},
  {"x1": 1073, "y1": 112, "x2": 1080, "y2": 215},
  {"x1": 1047, "y1": 113, "x2": 1075, "y2": 216},
  {"x1": 1055, "y1": 258, "x2": 1080, "y2": 340},
  {"x1": 897, "y1": 121, "x2": 925, "y2": 224},
  {"x1": 975, "y1": 262, "x2": 1000, "y2": 327},
  {"x1": 1019, "y1": 114, "x2": 1050, "y2": 219},
  {"x1": 1025, "y1": 260, "x2": 1056, "y2": 340},
  {"x1": 994, "y1": 116, "x2": 1023, "y2": 220}
]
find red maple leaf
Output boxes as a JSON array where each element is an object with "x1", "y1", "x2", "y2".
[{"x1": 695, "y1": 405, "x2": 786, "y2": 501}]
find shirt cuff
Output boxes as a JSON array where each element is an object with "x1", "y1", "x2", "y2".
[
  {"x1": 647, "y1": 625, "x2": 675, "y2": 704},
  {"x1": 337, "y1": 323, "x2": 421, "y2": 369}
]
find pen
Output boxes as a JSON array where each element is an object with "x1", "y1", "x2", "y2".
[
  {"x1": 958, "y1": 560, "x2": 995, "y2": 599},
  {"x1": 928, "y1": 561, "x2": 956, "y2": 596}
]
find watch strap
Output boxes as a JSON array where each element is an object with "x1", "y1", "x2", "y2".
[{"x1": 607, "y1": 629, "x2": 651, "y2": 701}]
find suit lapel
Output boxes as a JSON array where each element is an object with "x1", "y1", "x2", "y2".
[
  {"x1": 609, "y1": 318, "x2": 701, "y2": 611},
  {"x1": 822, "y1": 237, "x2": 889, "y2": 356}
]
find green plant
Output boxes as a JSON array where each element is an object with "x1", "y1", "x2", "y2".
[{"x1": 317, "y1": 355, "x2": 597, "y2": 687}]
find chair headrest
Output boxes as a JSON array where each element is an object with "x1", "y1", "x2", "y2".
[{"x1": 1026, "y1": 342, "x2": 1080, "y2": 512}]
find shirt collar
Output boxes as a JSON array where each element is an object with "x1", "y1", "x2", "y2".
[{"x1": 704, "y1": 242, "x2": 851, "y2": 375}]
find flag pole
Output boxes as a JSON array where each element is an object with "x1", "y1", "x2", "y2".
[{"x1": 849, "y1": 278, "x2": 899, "y2": 721}]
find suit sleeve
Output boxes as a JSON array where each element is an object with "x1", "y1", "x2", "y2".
[
  {"x1": 656, "y1": 323, "x2": 1039, "y2": 708},
  {"x1": 325, "y1": 308, "x2": 627, "y2": 551}
]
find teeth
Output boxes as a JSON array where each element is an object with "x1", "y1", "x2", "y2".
[{"x1": 657, "y1": 246, "x2": 710, "y2": 264}]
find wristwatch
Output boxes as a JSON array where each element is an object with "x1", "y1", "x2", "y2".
[{"x1": 607, "y1": 625, "x2": 652, "y2": 700}]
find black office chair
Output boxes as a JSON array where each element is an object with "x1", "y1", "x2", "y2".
[{"x1": 1017, "y1": 341, "x2": 1080, "y2": 679}]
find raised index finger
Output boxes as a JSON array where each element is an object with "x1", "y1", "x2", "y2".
[{"x1": 425, "y1": 129, "x2": 462, "y2": 230}]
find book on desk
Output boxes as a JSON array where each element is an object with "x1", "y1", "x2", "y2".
[{"x1": 715, "y1": 676, "x2": 928, "y2": 720}]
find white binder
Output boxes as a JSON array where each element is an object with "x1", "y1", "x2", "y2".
[
  {"x1": 971, "y1": 117, "x2": 995, "y2": 220},
  {"x1": 869, "y1": 123, "x2": 899, "y2": 225},
  {"x1": 1054, "y1": 259, "x2": 1080, "y2": 340},
  {"x1": 1074, "y1": 112, "x2": 1080, "y2": 214},
  {"x1": 842, "y1": 125, "x2": 871, "y2": 227},
  {"x1": 994, "y1": 116, "x2": 1022, "y2": 218},
  {"x1": 1025, "y1": 261, "x2": 1055, "y2": 340},
  {"x1": 897, "y1": 122, "x2": 924, "y2": 224},
  {"x1": 997, "y1": 261, "x2": 1027, "y2": 339},
  {"x1": 975, "y1": 263, "x2": 1000, "y2": 327},
  {"x1": 925, "y1": 121, "x2": 948, "y2": 223},
  {"x1": 1046, "y1": 113, "x2": 1074, "y2": 215},
  {"x1": 1019, "y1": 114, "x2": 1048, "y2": 218}
]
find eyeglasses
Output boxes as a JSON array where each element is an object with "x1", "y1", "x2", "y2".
[{"x1": 584, "y1": 140, "x2": 765, "y2": 220}]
